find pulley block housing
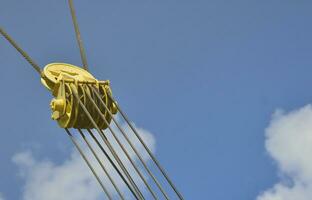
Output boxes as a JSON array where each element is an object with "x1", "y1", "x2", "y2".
[{"x1": 41, "y1": 63, "x2": 117, "y2": 129}]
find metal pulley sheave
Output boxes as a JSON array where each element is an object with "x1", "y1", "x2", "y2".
[{"x1": 41, "y1": 63, "x2": 117, "y2": 129}]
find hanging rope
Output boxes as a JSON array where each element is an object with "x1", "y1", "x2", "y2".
[
  {"x1": 91, "y1": 86, "x2": 170, "y2": 199},
  {"x1": 72, "y1": 89, "x2": 144, "y2": 199},
  {"x1": 0, "y1": 27, "x2": 42, "y2": 75},
  {"x1": 68, "y1": 0, "x2": 89, "y2": 71},
  {"x1": 65, "y1": 128, "x2": 112, "y2": 200},
  {"x1": 84, "y1": 85, "x2": 159, "y2": 200},
  {"x1": 107, "y1": 93, "x2": 185, "y2": 200},
  {"x1": 77, "y1": 129, "x2": 125, "y2": 199},
  {"x1": 86, "y1": 128, "x2": 140, "y2": 200}
]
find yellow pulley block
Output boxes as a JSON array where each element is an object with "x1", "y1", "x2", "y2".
[{"x1": 41, "y1": 63, "x2": 117, "y2": 129}]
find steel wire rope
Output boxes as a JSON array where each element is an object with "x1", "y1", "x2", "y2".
[
  {"x1": 85, "y1": 85, "x2": 158, "y2": 200},
  {"x1": 68, "y1": 0, "x2": 89, "y2": 71},
  {"x1": 91, "y1": 86, "x2": 170, "y2": 200},
  {"x1": 71, "y1": 89, "x2": 144, "y2": 200},
  {"x1": 107, "y1": 93, "x2": 184, "y2": 200},
  {"x1": 65, "y1": 128, "x2": 112, "y2": 200},
  {"x1": 0, "y1": 27, "x2": 42, "y2": 75},
  {"x1": 86, "y1": 129, "x2": 139, "y2": 200},
  {"x1": 77, "y1": 129, "x2": 125, "y2": 199}
]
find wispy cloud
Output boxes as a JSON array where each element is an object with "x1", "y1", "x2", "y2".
[
  {"x1": 13, "y1": 117, "x2": 156, "y2": 200},
  {"x1": 0, "y1": 193, "x2": 5, "y2": 200},
  {"x1": 257, "y1": 105, "x2": 312, "y2": 200}
]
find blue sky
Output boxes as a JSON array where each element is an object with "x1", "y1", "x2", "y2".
[{"x1": 1, "y1": 1, "x2": 312, "y2": 199}]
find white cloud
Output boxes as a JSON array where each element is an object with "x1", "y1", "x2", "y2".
[
  {"x1": 13, "y1": 117, "x2": 156, "y2": 200},
  {"x1": 257, "y1": 105, "x2": 312, "y2": 200},
  {"x1": 0, "y1": 193, "x2": 5, "y2": 200}
]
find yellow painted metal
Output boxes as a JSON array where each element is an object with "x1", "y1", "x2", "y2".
[
  {"x1": 41, "y1": 63, "x2": 117, "y2": 129},
  {"x1": 41, "y1": 63, "x2": 96, "y2": 91}
]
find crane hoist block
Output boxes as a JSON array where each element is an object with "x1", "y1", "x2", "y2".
[{"x1": 40, "y1": 63, "x2": 117, "y2": 129}]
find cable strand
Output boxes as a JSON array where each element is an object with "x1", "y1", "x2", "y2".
[
  {"x1": 0, "y1": 27, "x2": 42, "y2": 75},
  {"x1": 65, "y1": 128, "x2": 112, "y2": 200},
  {"x1": 107, "y1": 93, "x2": 185, "y2": 200},
  {"x1": 68, "y1": 0, "x2": 89, "y2": 71}
]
